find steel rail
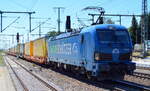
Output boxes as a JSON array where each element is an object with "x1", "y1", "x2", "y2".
[
  {"x1": 133, "y1": 72, "x2": 150, "y2": 80},
  {"x1": 4, "y1": 56, "x2": 29, "y2": 91},
  {"x1": 113, "y1": 80, "x2": 150, "y2": 91},
  {"x1": 7, "y1": 56, "x2": 61, "y2": 91}
]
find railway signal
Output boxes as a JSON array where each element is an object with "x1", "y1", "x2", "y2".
[
  {"x1": 16, "y1": 32, "x2": 19, "y2": 59},
  {"x1": 53, "y1": 7, "x2": 65, "y2": 34},
  {"x1": 16, "y1": 32, "x2": 19, "y2": 43}
]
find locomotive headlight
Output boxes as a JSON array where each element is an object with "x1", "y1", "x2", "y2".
[
  {"x1": 94, "y1": 52, "x2": 101, "y2": 61},
  {"x1": 130, "y1": 53, "x2": 132, "y2": 61}
]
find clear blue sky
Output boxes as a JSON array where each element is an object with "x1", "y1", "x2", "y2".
[{"x1": 0, "y1": 0, "x2": 150, "y2": 49}]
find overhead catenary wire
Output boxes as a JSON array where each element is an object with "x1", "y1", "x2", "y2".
[
  {"x1": 30, "y1": 18, "x2": 51, "y2": 32},
  {"x1": 1, "y1": 17, "x2": 20, "y2": 32}
]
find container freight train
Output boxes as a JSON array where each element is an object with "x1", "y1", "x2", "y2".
[
  {"x1": 8, "y1": 38, "x2": 48, "y2": 64},
  {"x1": 7, "y1": 24, "x2": 136, "y2": 79}
]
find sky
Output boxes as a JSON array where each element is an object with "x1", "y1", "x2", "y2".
[{"x1": 0, "y1": 0, "x2": 150, "y2": 49}]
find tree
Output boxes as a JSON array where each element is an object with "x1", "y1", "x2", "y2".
[
  {"x1": 129, "y1": 15, "x2": 138, "y2": 45},
  {"x1": 47, "y1": 31, "x2": 59, "y2": 37}
]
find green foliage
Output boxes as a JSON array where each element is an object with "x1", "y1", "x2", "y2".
[
  {"x1": 129, "y1": 13, "x2": 150, "y2": 45},
  {"x1": 47, "y1": 31, "x2": 59, "y2": 37},
  {"x1": 129, "y1": 15, "x2": 140, "y2": 45}
]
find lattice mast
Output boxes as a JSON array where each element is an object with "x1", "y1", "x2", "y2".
[{"x1": 141, "y1": 0, "x2": 148, "y2": 56}]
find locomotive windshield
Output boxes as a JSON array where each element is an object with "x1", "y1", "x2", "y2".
[{"x1": 97, "y1": 30, "x2": 130, "y2": 44}]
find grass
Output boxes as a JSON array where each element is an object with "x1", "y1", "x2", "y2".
[{"x1": 0, "y1": 50, "x2": 5, "y2": 66}]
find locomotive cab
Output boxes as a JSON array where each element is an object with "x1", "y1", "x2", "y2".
[{"x1": 95, "y1": 25, "x2": 132, "y2": 62}]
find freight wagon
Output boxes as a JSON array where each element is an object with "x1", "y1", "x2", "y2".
[
  {"x1": 19, "y1": 43, "x2": 24, "y2": 58},
  {"x1": 32, "y1": 37, "x2": 48, "y2": 64},
  {"x1": 24, "y1": 41, "x2": 32, "y2": 60},
  {"x1": 8, "y1": 45, "x2": 18, "y2": 56},
  {"x1": 7, "y1": 47, "x2": 15, "y2": 56},
  {"x1": 24, "y1": 37, "x2": 48, "y2": 64}
]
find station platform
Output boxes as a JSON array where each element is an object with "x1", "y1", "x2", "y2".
[
  {"x1": 133, "y1": 57, "x2": 150, "y2": 68},
  {"x1": 0, "y1": 66, "x2": 16, "y2": 91}
]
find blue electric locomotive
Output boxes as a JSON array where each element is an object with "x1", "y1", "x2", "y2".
[
  {"x1": 47, "y1": 23, "x2": 135, "y2": 79},
  {"x1": 47, "y1": 14, "x2": 135, "y2": 79}
]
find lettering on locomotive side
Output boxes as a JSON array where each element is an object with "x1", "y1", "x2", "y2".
[{"x1": 50, "y1": 43, "x2": 78, "y2": 55}]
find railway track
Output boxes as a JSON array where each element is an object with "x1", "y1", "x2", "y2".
[
  {"x1": 6, "y1": 55, "x2": 150, "y2": 91},
  {"x1": 4, "y1": 56, "x2": 29, "y2": 91},
  {"x1": 92, "y1": 79, "x2": 150, "y2": 91},
  {"x1": 136, "y1": 66, "x2": 150, "y2": 71},
  {"x1": 132, "y1": 72, "x2": 150, "y2": 80},
  {"x1": 111, "y1": 80, "x2": 150, "y2": 91},
  {"x1": 4, "y1": 56, "x2": 61, "y2": 91}
]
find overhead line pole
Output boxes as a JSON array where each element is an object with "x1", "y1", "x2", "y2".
[
  {"x1": 141, "y1": 0, "x2": 148, "y2": 57},
  {"x1": 29, "y1": 13, "x2": 32, "y2": 33},
  {"x1": 1, "y1": 13, "x2": 2, "y2": 32},
  {"x1": 53, "y1": 7, "x2": 65, "y2": 34},
  {"x1": 39, "y1": 22, "x2": 41, "y2": 37},
  {"x1": 58, "y1": 8, "x2": 60, "y2": 33},
  {"x1": 0, "y1": 10, "x2": 35, "y2": 32},
  {"x1": 119, "y1": 16, "x2": 121, "y2": 25}
]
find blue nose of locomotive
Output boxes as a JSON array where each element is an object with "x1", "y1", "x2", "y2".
[
  {"x1": 94, "y1": 24, "x2": 133, "y2": 62},
  {"x1": 92, "y1": 24, "x2": 135, "y2": 76}
]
